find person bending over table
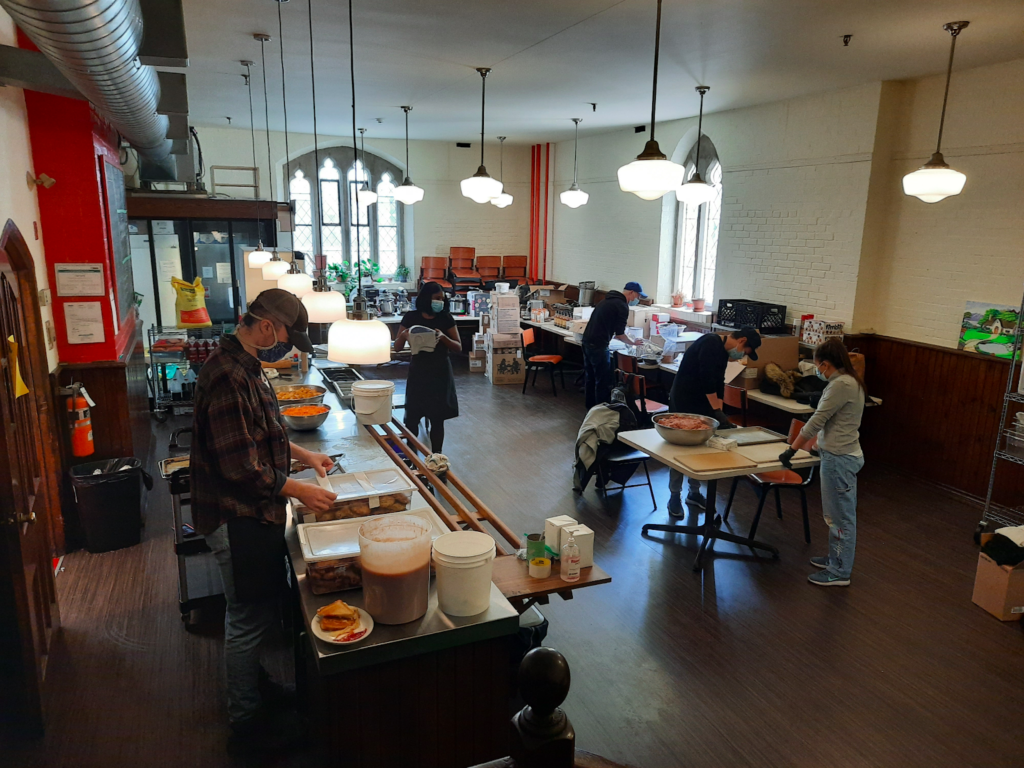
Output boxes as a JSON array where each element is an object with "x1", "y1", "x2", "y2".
[
  {"x1": 394, "y1": 281, "x2": 461, "y2": 452},
  {"x1": 666, "y1": 326, "x2": 761, "y2": 517},
  {"x1": 779, "y1": 337, "x2": 865, "y2": 587},
  {"x1": 580, "y1": 281, "x2": 645, "y2": 409}
]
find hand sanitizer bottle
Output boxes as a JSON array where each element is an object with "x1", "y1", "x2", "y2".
[{"x1": 561, "y1": 535, "x2": 581, "y2": 583}]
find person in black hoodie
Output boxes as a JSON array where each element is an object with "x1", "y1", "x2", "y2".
[
  {"x1": 666, "y1": 327, "x2": 760, "y2": 516},
  {"x1": 580, "y1": 281, "x2": 646, "y2": 408}
]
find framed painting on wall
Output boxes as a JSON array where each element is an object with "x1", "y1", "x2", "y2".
[{"x1": 959, "y1": 301, "x2": 1020, "y2": 359}]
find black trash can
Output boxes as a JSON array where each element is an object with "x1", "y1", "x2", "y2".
[{"x1": 70, "y1": 458, "x2": 152, "y2": 553}]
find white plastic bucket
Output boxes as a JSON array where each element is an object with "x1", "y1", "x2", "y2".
[
  {"x1": 351, "y1": 380, "x2": 395, "y2": 425},
  {"x1": 494, "y1": 282, "x2": 510, "y2": 294},
  {"x1": 432, "y1": 531, "x2": 496, "y2": 616}
]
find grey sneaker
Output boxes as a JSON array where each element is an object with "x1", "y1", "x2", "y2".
[
  {"x1": 810, "y1": 556, "x2": 829, "y2": 569},
  {"x1": 668, "y1": 494, "x2": 684, "y2": 518},
  {"x1": 808, "y1": 570, "x2": 850, "y2": 587},
  {"x1": 685, "y1": 490, "x2": 706, "y2": 509}
]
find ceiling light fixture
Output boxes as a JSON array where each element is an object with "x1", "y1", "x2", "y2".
[
  {"x1": 327, "y1": 0, "x2": 391, "y2": 365},
  {"x1": 276, "y1": 0, "x2": 297, "y2": 241},
  {"x1": 248, "y1": 35, "x2": 276, "y2": 267},
  {"x1": 461, "y1": 68, "x2": 503, "y2": 204},
  {"x1": 676, "y1": 86, "x2": 716, "y2": 205},
  {"x1": 358, "y1": 129, "x2": 378, "y2": 207},
  {"x1": 490, "y1": 136, "x2": 513, "y2": 208},
  {"x1": 617, "y1": 0, "x2": 684, "y2": 200},
  {"x1": 393, "y1": 106, "x2": 424, "y2": 205},
  {"x1": 560, "y1": 118, "x2": 589, "y2": 208},
  {"x1": 902, "y1": 21, "x2": 969, "y2": 204},
  {"x1": 278, "y1": 260, "x2": 314, "y2": 296},
  {"x1": 240, "y1": 61, "x2": 271, "y2": 268}
]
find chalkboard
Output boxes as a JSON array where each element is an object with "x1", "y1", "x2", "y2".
[{"x1": 103, "y1": 161, "x2": 134, "y2": 323}]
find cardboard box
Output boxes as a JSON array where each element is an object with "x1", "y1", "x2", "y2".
[
  {"x1": 972, "y1": 534, "x2": 1024, "y2": 621},
  {"x1": 544, "y1": 515, "x2": 577, "y2": 551},
  {"x1": 628, "y1": 307, "x2": 658, "y2": 336},
  {"x1": 534, "y1": 287, "x2": 565, "y2": 307},
  {"x1": 480, "y1": 313, "x2": 492, "y2": 332},
  {"x1": 468, "y1": 349, "x2": 486, "y2": 359},
  {"x1": 802, "y1": 318, "x2": 844, "y2": 346},
  {"x1": 490, "y1": 294, "x2": 521, "y2": 333},
  {"x1": 486, "y1": 331, "x2": 522, "y2": 351},
  {"x1": 472, "y1": 333, "x2": 487, "y2": 352},
  {"x1": 486, "y1": 349, "x2": 525, "y2": 385},
  {"x1": 741, "y1": 334, "x2": 799, "y2": 375},
  {"x1": 570, "y1": 320, "x2": 589, "y2": 335},
  {"x1": 560, "y1": 523, "x2": 594, "y2": 569},
  {"x1": 468, "y1": 357, "x2": 485, "y2": 373},
  {"x1": 573, "y1": 306, "x2": 594, "y2": 321}
]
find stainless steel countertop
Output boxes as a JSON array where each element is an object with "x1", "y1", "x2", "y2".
[{"x1": 280, "y1": 363, "x2": 520, "y2": 676}]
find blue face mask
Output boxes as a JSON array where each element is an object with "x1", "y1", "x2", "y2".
[
  {"x1": 430, "y1": 300, "x2": 445, "y2": 314},
  {"x1": 258, "y1": 341, "x2": 293, "y2": 363},
  {"x1": 728, "y1": 348, "x2": 745, "y2": 361},
  {"x1": 628, "y1": 298, "x2": 639, "y2": 307},
  {"x1": 816, "y1": 366, "x2": 829, "y2": 382}
]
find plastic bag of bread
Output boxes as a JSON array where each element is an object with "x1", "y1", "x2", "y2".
[{"x1": 171, "y1": 276, "x2": 212, "y2": 328}]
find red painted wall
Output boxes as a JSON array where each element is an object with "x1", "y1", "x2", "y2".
[{"x1": 21, "y1": 90, "x2": 137, "y2": 364}]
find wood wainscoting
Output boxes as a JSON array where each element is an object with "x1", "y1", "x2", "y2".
[{"x1": 849, "y1": 333, "x2": 1023, "y2": 504}]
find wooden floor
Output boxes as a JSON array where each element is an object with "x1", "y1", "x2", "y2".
[{"x1": 8, "y1": 359, "x2": 1024, "y2": 768}]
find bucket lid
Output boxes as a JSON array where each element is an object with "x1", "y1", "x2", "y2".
[
  {"x1": 432, "y1": 531, "x2": 495, "y2": 562},
  {"x1": 352, "y1": 380, "x2": 395, "y2": 397}
]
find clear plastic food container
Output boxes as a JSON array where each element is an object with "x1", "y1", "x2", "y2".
[{"x1": 291, "y1": 468, "x2": 417, "y2": 524}]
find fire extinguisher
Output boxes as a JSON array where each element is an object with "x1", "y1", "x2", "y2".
[{"x1": 66, "y1": 385, "x2": 95, "y2": 458}]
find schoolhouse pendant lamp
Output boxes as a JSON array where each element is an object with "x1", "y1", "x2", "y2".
[
  {"x1": 461, "y1": 68, "x2": 504, "y2": 203},
  {"x1": 902, "y1": 21, "x2": 969, "y2": 204},
  {"x1": 393, "y1": 106, "x2": 425, "y2": 205},
  {"x1": 247, "y1": 37, "x2": 276, "y2": 267},
  {"x1": 356, "y1": 128, "x2": 378, "y2": 208},
  {"x1": 490, "y1": 136, "x2": 514, "y2": 208},
  {"x1": 676, "y1": 86, "x2": 716, "y2": 205},
  {"x1": 278, "y1": 260, "x2": 314, "y2": 297},
  {"x1": 262, "y1": 252, "x2": 291, "y2": 280},
  {"x1": 560, "y1": 118, "x2": 589, "y2": 208},
  {"x1": 327, "y1": 0, "x2": 390, "y2": 365},
  {"x1": 617, "y1": 0, "x2": 684, "y2": 200}
]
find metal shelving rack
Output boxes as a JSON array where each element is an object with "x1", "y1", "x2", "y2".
[
  {"x1": 977, "y1": 287, "x2": 1024, "y2": 537},
  {"x1": 148, "y1": 324, "x2": 227, "y2": 422}
]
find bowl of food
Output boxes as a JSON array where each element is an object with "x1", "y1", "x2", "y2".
[
  {"x1": 652, "y1": 412, "x2": 719, "y2": 445},
  {"x1": 275, "y1": 384, "x2": 327, "y2": 406},
  {"x1": 281, "y1": 403, "x2": 331, "y2": 431}
]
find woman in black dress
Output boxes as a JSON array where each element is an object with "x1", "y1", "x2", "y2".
[{"x1": 394, "y1": 282, "x2": 461, "y2": 452}]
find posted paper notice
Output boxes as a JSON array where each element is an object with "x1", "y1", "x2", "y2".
[
  {"x1": 216, "y1": 262, "x2": 233, "y2": 284},
  {"x1": 64, "y1": 302, "x2": 105, "y2": 345},
  {"x1": 55, "y1": 263, "x2": 104, "y2": 297}
]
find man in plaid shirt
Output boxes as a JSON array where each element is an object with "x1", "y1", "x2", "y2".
[{"x1": 191, "y1": 289, "x2": 336, "y2": 755}]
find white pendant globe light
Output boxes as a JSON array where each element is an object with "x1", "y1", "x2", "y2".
[
  {"x1": 461, "y1": 68, "x2": 504, "y2": 204},
  {"x1": 490, "y1": 137, "x2": 514, "y2": 208},
  {"x1": 303, "y1": 288, "x2": 347, "y2": 323},
  {"x1": 560, "y1": 118, "x2": 589, "y2": 209},
  {"x1": 676, "y1": 86, "x2": 717, "y2": 205},
  {"x1": 326, "y1": 317, "x2": 391, "y2": 364},
  {"x1": 247, "y1": 247, "x2": 273, "y2": 268},
  {"x1": 394, "y1": 106, "x2": 425, "y2": 205},
  {"x1": 617, "y1": 0, "x2": 684, "y2": 200},
  {"x1": 356, "y1": 127, "x2": 378, "y2": 207},
  {"x1": 278, "y1": 266, "x2": 314, "y2": 297},
  {"x1": 262, "y1": 256, "x2": 291, "y2": 281},
  {"x1": 902, "y1": 21, "x2": 969, "y2": 203}
]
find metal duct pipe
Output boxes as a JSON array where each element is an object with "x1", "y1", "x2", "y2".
[{"x1": 1, "y1": 0, "x2": 172, "y2": 161}]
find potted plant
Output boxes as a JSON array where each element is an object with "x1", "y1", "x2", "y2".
[
  {"x1": 394, "y1": 264, "x2": 410, "y2": 284},
  {"x1": 359, "y1": 258, "x2": 384, "y2": 284},
  {"x1": 327, "y1": 262, "x2": 352, "y2": 292}
]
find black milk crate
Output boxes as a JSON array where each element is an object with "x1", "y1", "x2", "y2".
[
  {"x1": 716, "y1": 299, "x2": 757, "y2": 328},
  {"x1": 736, "y1": 301, "x2": 787, "y2": 332}
]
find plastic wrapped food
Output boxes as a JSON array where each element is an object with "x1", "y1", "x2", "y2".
[
  {"x1": 306, "y1": 559, "x2": 363, "y2": 594},
  {"x1": 292, "y1": 469, "x2": 417, "y2": 524},
  {"x1": 303, "y1": 492, "x2": 414, "y2": 523}
]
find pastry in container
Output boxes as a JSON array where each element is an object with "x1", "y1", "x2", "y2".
[{"x1": 291, "y1": 469, "x2": 416, "y2": 524}]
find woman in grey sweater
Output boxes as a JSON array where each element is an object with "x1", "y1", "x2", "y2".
[{"x1": 780, "y1": 338, "x2": 866, "y2": 587}]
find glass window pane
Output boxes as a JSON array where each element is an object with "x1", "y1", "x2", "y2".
[{"x1": 321, "y1": 180, "x2": 340, "y2": 225}]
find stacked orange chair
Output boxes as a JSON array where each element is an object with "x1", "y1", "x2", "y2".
[
  {"x1": 475, "y1": 255, "x2": 502, "y2": 289},
  {"x1": 419, "y1": 256, "x2": 452, "y2": 290},
  {"x1": 521, "y1": 327, "x2": 565, "y2": 396},
  {"x1": 449, "y1": 246, "x2": 481, "y2": 295},
  {"x1": 502, "y1": 255, "x2": 529, "y2": 286}
]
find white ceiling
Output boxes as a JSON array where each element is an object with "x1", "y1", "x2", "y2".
[{"x1": 177, "y1": 0, "x2": 1024, "y2": 144}]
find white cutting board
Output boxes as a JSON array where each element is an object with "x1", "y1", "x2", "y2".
[{"x1": 734, "y1": 442, "x2": 811, "y2": 465}]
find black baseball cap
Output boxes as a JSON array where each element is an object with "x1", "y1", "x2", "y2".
[
  {"x1": 624, "y1": 281, "x2": 648, "y2": 298},
  {"x1": 736, "y1": 326, "x2": 762, "y2": 360},
  {"x1": 248, "y1": 288, "x2": 314, "y2": 354}
]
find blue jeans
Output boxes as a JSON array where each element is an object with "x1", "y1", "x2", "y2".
[
  {"x1": 206, "y1": 525, "x2": 280, "y2": 723},
  {"x1": 819, "y1": 450, "x2": 864, "y2": 579},
  {"x1": 582, "y1": 343, "x2": 612, "y2": 410}
]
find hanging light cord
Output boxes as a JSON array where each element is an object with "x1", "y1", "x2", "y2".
[
  {"x1": 694, "y1": 86, "x2": 707, "y2": 180},
  {"x1": 348, "y1": 0, "x2": 362, "y2": 299},
  {"x1": 307, "y1": 0, "x2": 322, "y2": 263},
  {"x1": 499, "y1": 137, "x2": 505, "y2": 181},
  {"x1": 243, "y1": 64, "x2": 262, "y2": 242},
  {"x1": 259, "y1": 38, "x2": 275, "y2": 246},
  {"x1": 479, "y1": 69, "x2": 489, "y2": 168},
  {"x1": 572, "y1": 119, "x2": 580, "y2": 185},
  {"x1": 278, "y1": 1, "x2": 295, "y2": 236},
  {"x1": 935, "y1": 25, "x2": 963, "y2": 156},
  {"x1": 403, "y1": 107, "x2": 411, "y2": 178},
  {"x1": 649, "y1": 0, "x2": 662, "y2": 143}
]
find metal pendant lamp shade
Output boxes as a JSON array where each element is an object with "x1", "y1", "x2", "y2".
[
  {"x1": 327, "y1": 318, "x2": 391, "y2": 364},
  {"x1": 902, "y1": 21, "x2": 969, "y2": 203},
  {"x1": 617, "y1": 0, "x2": 684, "y2": 200},
  {"x1": 676, "y1": 86, "x2": 716, "y2": 205},
  {"x1": 560, "y1": 118, "x2": 589, "y2": 208},
  {"x1": 303, "y1": 289, "x2": 347, "y2": 323},
  {"x1": 394, "y1": 106, "x2": 425, "y2": 205},
  {"x1": 491, "y1": 136, "x2": 513, "y2": 208},
  {"x1": 462, "y1": 68, "x2": 503, "y2": 203}
]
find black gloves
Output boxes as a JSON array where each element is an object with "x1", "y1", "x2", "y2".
[
  {"x1": 712, "y1": 409, "x2": 735, "y2": 429},
  {"x1": 779, "y1": 448, "x2": 797, "y2": 469}
]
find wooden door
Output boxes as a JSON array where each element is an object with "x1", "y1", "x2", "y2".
[{"x1": 0, "y1": 220, "x2": 61, "y2": 738}]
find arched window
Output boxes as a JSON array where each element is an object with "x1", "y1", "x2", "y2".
[
  {"x1": 319, "y1": 159, "x2": 343, "y2": 264},
  {"x1": 289, "y1": 170, "x2": 314, "y2": 258},
  {"x1": 376, "y1": 173, "x2": 398, "y2": 275},
  {"x1": 347, "y1": 160, "x2": 372, "y2": 268},
  {"x1": 675, "y1": 135, "x2": 723, "y2": 304}
]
